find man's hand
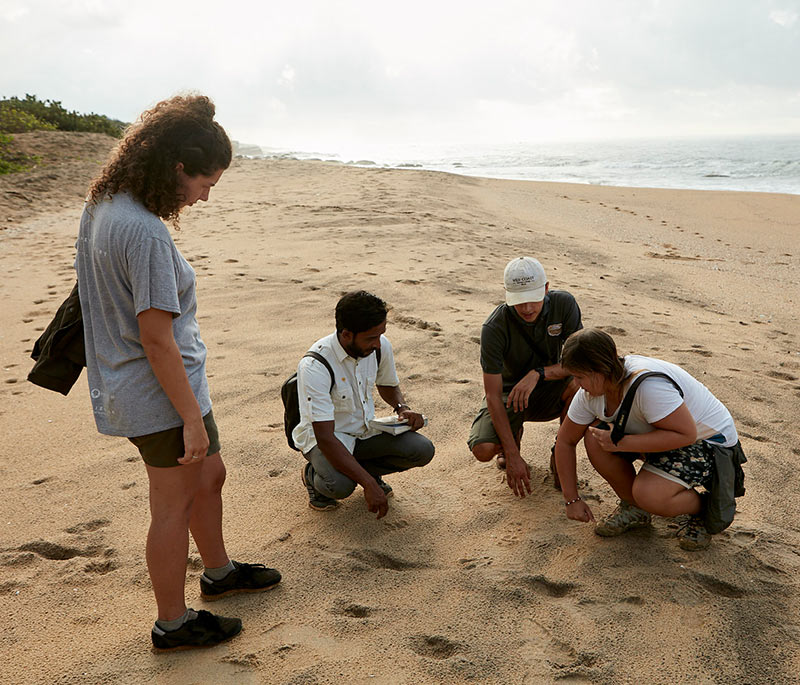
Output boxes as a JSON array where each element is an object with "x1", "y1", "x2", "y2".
[
  {"x1": 505, "y1": 453, "x2": 532, "y2": 497},
  {"x1": 364, "y1": 480, "x2": 389, "y2": 519},
  {"x1": 565, "y1": 499, "x2": 595, "y2": 522},
  {"x1": 397, "y1": 408, "x2": 425, "y2": 431},
  {"x1": 506, "y1": 370, "x2": 541, "y2": 413},
  {"x1": 587, "y1": 425, "x2": 615, "y2": 452}
]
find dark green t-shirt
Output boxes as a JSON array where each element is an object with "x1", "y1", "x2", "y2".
[{"x1": 479, "y1": 291, "x2": 582, "y2": 392}]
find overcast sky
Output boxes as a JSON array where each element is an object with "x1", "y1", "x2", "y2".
[{"x1": 2, "y1": 0, "x2": 799, "y2": 155}]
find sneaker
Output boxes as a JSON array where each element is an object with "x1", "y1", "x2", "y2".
[
  {"x1": 594, "y1": 500, "x2": 652, "y2": 537},
  {"x1": 200, "y1": 560, "x2": 282, "y2": 601},
  {"x1": 375, "y1": 475, "x2": 394, "y2": 497},
  {"x1": 151, "y1": 609, "x2": 241, "y2": 651},
  {"x1": 676, "y1": 515, "x2": 712, "y2": 551},
  {"x1": 302, "y1": 463, "x2": 338, "y2": 511}
]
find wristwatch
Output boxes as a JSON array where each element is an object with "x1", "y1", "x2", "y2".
[
  {"x1": 535, "y1": 367, "x2": 545, "y2": 381},
  {"x1": 395, "y1": 403, "x2": 410, "y2": 413}
]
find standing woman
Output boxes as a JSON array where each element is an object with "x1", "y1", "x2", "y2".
[
  {"x1": 554, "y1": 328, "x2": 744, "y2": 551},
  {"x1": 76, "y1": 95, "x2": 280, "y2": 650}
]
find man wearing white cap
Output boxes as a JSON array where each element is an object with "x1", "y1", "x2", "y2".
[{"x1": 468, "y1": 257, "x2": 582, "y2": 497}]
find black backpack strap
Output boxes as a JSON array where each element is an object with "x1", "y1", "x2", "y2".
[
  {"x1": 303, "y1": 351, "x2": 335, "y2": 392},
  {"x1": 611, "y1": 371, "x2": 684, "y2": 445}
]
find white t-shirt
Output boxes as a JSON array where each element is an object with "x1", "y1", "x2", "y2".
[
  {"x1": 292, "y1": 332, "x2": 400, "y2": 455},
  {"x1": 567, "y1": 355, "x2": 738, "y2": 447}
]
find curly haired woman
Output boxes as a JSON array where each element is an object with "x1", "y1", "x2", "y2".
[{"x1": 76, "y1": 95, "x2": 281, "y2": 650}]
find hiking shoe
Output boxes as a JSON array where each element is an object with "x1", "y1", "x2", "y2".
[
  {"x1": 302, "y1": 463, "x2": 338, "y2": 511},
  {"x1": 151, "y1": 609, "x2": 241, "y2": 651},
  {"x1": 676, "y1": 515, "x2": 712, "y2": 551},
  {"x1": 375, "y1": 475, "x2": 394, "y2": 497},
  {"x1": 200, "y1": 560, "x2": 282, "y2": 601},
  {"x1": 594, "y1": 500, "x2": 652, "y2": 537}
]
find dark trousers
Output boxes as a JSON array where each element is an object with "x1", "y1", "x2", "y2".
[{"x1": 304, "y1": 431, "x2": 435, "y2": 499}]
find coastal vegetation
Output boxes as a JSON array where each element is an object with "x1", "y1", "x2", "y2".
[{"x1": 0, "y1": 95, "x2": 125, "y2": 174}]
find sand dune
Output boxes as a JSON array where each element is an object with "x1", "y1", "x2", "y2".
[{"x1": 1, "y1": 143, "x2": 799, "y2": 683}]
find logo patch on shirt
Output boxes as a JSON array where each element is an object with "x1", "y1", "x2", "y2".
[{"x1": 547, "y1": 323, "x2": 563, "y2": 337}]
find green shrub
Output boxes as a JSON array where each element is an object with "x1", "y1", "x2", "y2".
[
  {"x1": 0, "y1": 94, "x2": 126, "y2": 137},
  {"x1": 0, "y1": 132, "x2": 39, "y2": 174},
  {"x1": 0, "y1": 105, "x2": 57, "y2": 133}
]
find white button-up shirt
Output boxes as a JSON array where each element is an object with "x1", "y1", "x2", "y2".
[{"x1": 292, "y1": 332, "x2": 400, "y2": 455}]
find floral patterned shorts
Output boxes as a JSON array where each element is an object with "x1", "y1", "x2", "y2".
[{"x1": 643, "y1": 440, "x2": 715, "y2": 489}]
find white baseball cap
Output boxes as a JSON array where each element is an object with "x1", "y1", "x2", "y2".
[{"x1": 504, "y1": 257, "x2": 547, "y2": 306}]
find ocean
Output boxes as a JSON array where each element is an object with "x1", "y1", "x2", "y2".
[{"x1": 243, "y1": 135, "x2": 800, "y2": 196}]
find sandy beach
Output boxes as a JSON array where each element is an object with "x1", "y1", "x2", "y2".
[{"x1": 2, "y1": 132, "x2": 800, "y2": 684}]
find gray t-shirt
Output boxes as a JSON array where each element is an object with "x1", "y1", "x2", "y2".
[{"x1": 75, "y1": 192, "x2": 210, "y2": 437}]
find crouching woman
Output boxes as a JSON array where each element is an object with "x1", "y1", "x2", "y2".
[{"x1": 554, "y1": 328, "x2": 744, "y2": 550}]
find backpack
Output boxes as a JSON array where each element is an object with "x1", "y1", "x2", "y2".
[{"x1": 281, "y1": 351, "x2": 335, "y2": 451}]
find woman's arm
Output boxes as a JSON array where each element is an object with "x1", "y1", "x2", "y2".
[
  {"x1": 588, "y1": 402, "x2": 697, "y2": 454},
  {"x1": 556, "y1": 418, "x2": 595, "y2": 522},
  {"x1": 137, "y1": 307, "x2": 208, "y2": 464}
]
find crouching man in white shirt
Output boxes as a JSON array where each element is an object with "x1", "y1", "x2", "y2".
[{"x1": 293, "y1": 291, "x2": 435, "y2": 519}]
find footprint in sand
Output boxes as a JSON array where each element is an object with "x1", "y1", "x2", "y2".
[
  {"x1": 689, "y1": 570, "x2": 745, "y2": 598},
  {"x1": 519, "y1": 575, "x2": 577, "y2": 598},
  {"x1": 347, "y1": 549, "x2": 427, "y2": 571},
  {"x1": 83, "y1": 559, "x2": 120, "y2": 575},
  {"x1": 767, "y1": 370, "x2": 797, "y2": 381},
  {"x1": 65, "y1": 519, "x2": 110, "y2": 534},
  {"x1": 331, "y1": 600, "x2": 374, "y2": 618},
  {"x1": 738, "y1": 431, "x2": 770, "y2": 443},
  {"x1": 458, "y1": 556, "x2": 492, "y2": 570},
  {"x1": 599, "y1": 326, "x2": 627, "y2": 336},
  {"x1": 673, "y1": 348, "x2": 713, "y2": 357},
  {"x1": 391, "y1": 313, "x2": 442, "y2": 332},
  {"x1": 17, "y1": 540, "x2": 90, "y2": 560},
  {"x1": 408, "y1": 634, "x2": 463, "y2": 659},
  {"x1": 619, "y1": 596, "x2": 645, "y2": 605},
  {"x1": 732, "y1": 529, "x2": 757, "y2": 544}
]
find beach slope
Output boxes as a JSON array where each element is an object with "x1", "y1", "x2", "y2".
[{"x1": 1, "y1": 138, "x2": 799, "y2": 683}]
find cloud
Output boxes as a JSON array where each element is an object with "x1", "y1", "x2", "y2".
[
  {"x1": 1, "y1": 0, "x2": 799, "y2": 147},
  {"x1": 770, "y1": 8, "x2": 798, "y2": 26},
  {"x1": 277, "y1": 66, "x2": 296, "y2": 89}
]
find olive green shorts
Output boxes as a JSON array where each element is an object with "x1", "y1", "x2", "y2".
[
  {"x1": 467, "y1": 378, "x2": 571, "y2": 450},
  {"x1": 128, "y1": 410, "x2": 220, "y2": 468}
]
